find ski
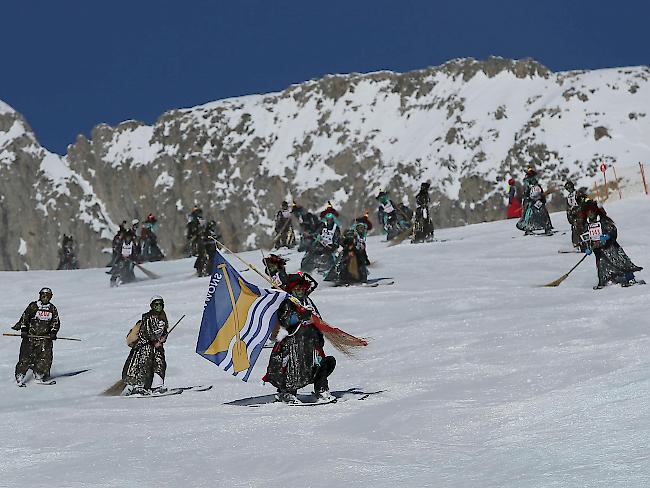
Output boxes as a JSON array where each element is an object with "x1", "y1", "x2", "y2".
[
  {"x1": 35, "y1": 379, "x2": 57, "y2": 386},
  {"x1": 558, "y1": 249, "x2": 581, "y2": 254},
  {"x1": 124, "y1": 388, "x2": 184, "y2": 398},
  {"x1": 49, "y1": 369, "x2": 90, "y2": 380},
  {"x1": 287, "y1": 397, "x2": 337, "y2": 406},
  {"x1": 225, "y1": 388, "x2": 385, "y2": 408},
  {"x1": 176, "y1": 385, "x2": 213, "y2": 392}
]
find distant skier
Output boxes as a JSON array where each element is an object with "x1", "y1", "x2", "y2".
[
  {"x1": 564, "y1": 182, "x2": 588, "y2": 251},
  {"x1": 301, "y1": 211, "x2": 341, "y2": 273},
  {"x1": 273, "y1": 201, "x2": 296, "y2": 249},
  {"x1": 121, "y1": 296, "x2": 169, "y2": 395},
  {"x1": 110, "y1": 230, "x2": 138, "y2": 286},
  {"x1": 412, "y1": 182, "x2": 435, "y2": 243},
  {"x1": 139, "y1": 214, "x2": 165, "y2": 262},
  {"x1": 325, "y1": 226, "x2": 369, "y2": 285},
  {"x1": 581, "y1": 202, "x2": 643, "y2": 289},
  {"x1": 506, "y1": 177, "x2": 523, "y2": 219},
  {"x1": 107, "y1": 221, "x2": 128, "y2": 268},
  {"x1": 14, "y1": 287, "x2": 61, "y2": 386},
  {"x1": 376, "y1": 190, "x2": 412, "y2": 241},
  {"x1": 194, "y1": 220, "x2": 221, "y2": 277},
  {"x1": 516, "y1": 168, "x2": 553, "y2": 235},
  {"x1": 352, "y1": 215, "x2": 371, "y2": 265},
  {"x1": 263, "y1": 254, "x2": 290, "y2": 290},
  {"x1": 57, "y1": 234, "x2": 79, "y2": 270},
  {"x1": 263, "y1": 273, "x2": 335, "y2": 403},
  {"x1": 186, "y1": 206, "x2": 204, "y2": 257},
  {"x1": 292, "y1": 202, "x2": 321, "y2": 252}
]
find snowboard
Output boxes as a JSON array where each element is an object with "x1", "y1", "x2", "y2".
[{"x1": 224, "y1": 388, "x2": 386, "y2": 408}]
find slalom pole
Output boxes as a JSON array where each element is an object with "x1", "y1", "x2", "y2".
[
  {"x1": 541, "y1": 254, "x2": 589, "y2": 287},
  {"x1": 2, "y1": 332, "x2": 81, "y2": 341}
]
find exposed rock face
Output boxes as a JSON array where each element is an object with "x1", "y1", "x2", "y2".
[{"x1": 1, "y1": 57, "x2": 649, "y2": 270}]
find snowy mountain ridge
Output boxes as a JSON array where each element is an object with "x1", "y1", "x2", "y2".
[{"x1": 1, "y1": 56, "x2": 649, "y2": 270}]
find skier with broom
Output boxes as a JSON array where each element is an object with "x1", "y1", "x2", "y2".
[
  {"x1": 581, "y1": 202, "x2": 643, "y2": 289},
  {"x1": 121, "y1": 296, "x2": 169, "y2": 395},
  {"x1": 263, "y1": 273, "x2": 336, "y2": 403}
]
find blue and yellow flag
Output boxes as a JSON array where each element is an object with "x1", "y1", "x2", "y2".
[{"x1": 196, "y1": 250, "x2": 287, "y2": 381}]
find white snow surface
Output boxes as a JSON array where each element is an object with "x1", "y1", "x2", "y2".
[{"x1": 1, "y1": 197, "x2": 649, "y2": 487}]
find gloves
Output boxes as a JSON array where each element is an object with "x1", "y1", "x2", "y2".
[
  {"x1": 288, "y1": 312, "x2": 299, "y2": 327},
  {"x1": 50, "y1": 331, "x2": 58, "y2": 341},
  {"x1": 584, "y1": 248, "x2": 593, "y2": 256},
  {"x1": 599, "y1": 234, "x2": 610, "y2": 242}
]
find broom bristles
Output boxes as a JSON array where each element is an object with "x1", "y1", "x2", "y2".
[
  {"x1": 102, "y1": 378, "x2": 126, "y2": 396},
  {"x1": 312, "y1": 316, "x2": 368, "y2": 357}
]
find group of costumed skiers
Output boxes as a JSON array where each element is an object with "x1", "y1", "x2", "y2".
[
  {"x1": 510, "y1": 166, "x2": 643, "y2": 289},
  {"x1": 270, "y1": 182, "x2": 435, "y2": 286},
  {"x1": 9, "y1": 172, "x2": 644, "y2": 400},
  {"x1": 107, "y1": 214, "x2": 165, "y2": 286}
]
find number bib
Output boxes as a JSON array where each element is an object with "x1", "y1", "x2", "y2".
[
  {"x1": 588, "y1": 222, "x2": 603, "y2": 241},
  {"x1": 567, "y1": 192, "x2": 577, "y2": 208},
  {"x1": 382, "y1": 202, "x2": 395, "y2": 214},
  {"x1": 320, "y1": 226, "x2": 337, "y2": 246},
  {"x1": 122, "y1": 243, "x2": 133, "y2": 257},
  {"x1": 35, "y1": 309, "x2": 53, "y2": 321},
  {"x1": 530, "y1": 185, "x2": 543, "y2": 200}
]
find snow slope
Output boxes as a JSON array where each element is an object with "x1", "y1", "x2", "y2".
[{"x1": 1, "y1": 197, "x2": 649, "y2": 488}]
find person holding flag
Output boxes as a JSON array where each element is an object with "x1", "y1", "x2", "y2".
[
  {"x1": 196, "y1": 243, "x2": 367, "y2": 404},
  {"x1": 262, "y1": 273, "x2": 336, "y2": 403}
]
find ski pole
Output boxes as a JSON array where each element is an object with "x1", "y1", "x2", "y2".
[{"x1": 2, "y1": 332, "x2": 82, "y2": 341}]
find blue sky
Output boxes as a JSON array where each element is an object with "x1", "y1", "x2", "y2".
[{"x1": 2, "y1": 1, "x2": 648, "y2": 154}]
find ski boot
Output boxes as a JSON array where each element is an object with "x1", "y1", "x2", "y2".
[
  {"x1": 314, "y1": 389, "x2": 335, "y2": 402},
  {"x1": 15, "y1": 373, "x2": 26, "y2": 387},
  {"x1": 276, "y1": 390, "x2": 299, "y2": 404}
]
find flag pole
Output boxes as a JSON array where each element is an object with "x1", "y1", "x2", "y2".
[{"x1": 210, "y1": 238, "x2": 368, "y2": 354}]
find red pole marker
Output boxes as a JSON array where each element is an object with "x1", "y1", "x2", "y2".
[{"x1": 600, "y1": 162, "x2": 608, "y2": 200}]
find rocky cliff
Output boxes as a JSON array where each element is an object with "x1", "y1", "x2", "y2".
[{"x1": 1, "y1": 57, "x2": 649, "y2": 270}]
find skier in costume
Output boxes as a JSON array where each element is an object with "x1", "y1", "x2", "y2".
[
  {"x1": 130, "y1": 219, "x2": 142, "y2": 258},
  {"x1": 412, "y1": 182, "x2": 435, "y2": 243},
  {"x1": 194, "y1": 220, "x2": 221, "y2": 277},
  {"x1": 110, "y1": 230, "x2": 138, "y2": 286},
  {"x1": 325, "y1": 225, "x2": 369, "y2": 285},
  {"x1": 14, "y1": 287, "x2": 61, "y2": 386},
  {"x1": 564, "y1": 181, "x2": 587, "y2": 250},
  {"x1": 516, "y1": 168, "x2": 554, "y2": 235},
  {"x1": 263, "y1": 274, "x2": 336, "y2": 403},
  {"x1": 121, "y1": 296, "x2": 169, "y2": 395},
  {"x1": 292, "y1": 202, "x2": 321, "y2": 252},
  {"x1": 273, "y1": 201, "x2": 296, "y2": 249},
  {"x1": 139, "y1": 214, "x2": 165, "y2": 262},
  {"x1": 376, "y1": 190, "x2": 412, "y2": 241},
  {"x1": 186, "y1": 206, "x2": 204, "y2": 256},
  {"x1": 57, "y1": 234, "x2": 79, "y2": 270},
  {"x1": 353, "y1": 215, "x2": 371, "y2": 265},
  {"x1": 581, "y1": 202, "x2": 643, "y2": 289},
  {"x1": 300, "y1": 211, "x2": 341, "y2": 273},
  {"x1": 263, "y1": 254, "x2": 290, "y2": 289},
  {"x1": 107, "y1": 221, "x2": 127, "y2": 268},
  {"x1": 506, "y1": 178, "x2": 523, "y2": 219}
]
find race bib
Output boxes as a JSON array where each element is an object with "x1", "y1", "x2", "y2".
[
  {"x1": 534, "y1": 200, "x2": 543, "y2": 209},
  {"x1": 271, "y1": 273, "x2": 283, "y2": 288},
  {"x1": 530, "y1": 185, "x2": 543, "y2": 200},
  {"x1": 567, "y1": 192, "x2": 577, "y2": 208},
  {"x1": 588, "y1": 222, "x2": 603, "y2": 241},
  {"x1": 382, "y1": 202, "x2": 395, "y2": 214},
  {"x1": 122, "y1": 243, "x2": 133, "y2": 257},
  {"x1": 35, "y1": 310, "x2": 53, "y2": 321},
  {"x1": 321, "y1": 227, "x2": 336, "y2": 246}
]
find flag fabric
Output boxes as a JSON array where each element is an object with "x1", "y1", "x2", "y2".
[{"x1": 196, "y1": 249, "x2": 287, "y2": 381}]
